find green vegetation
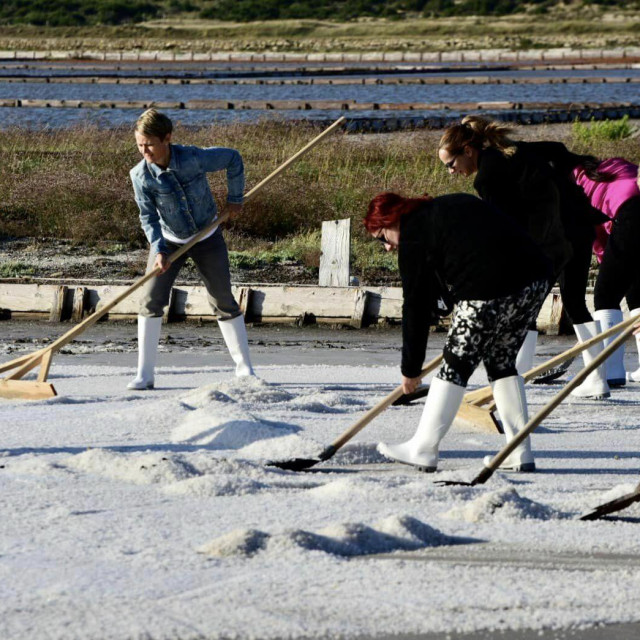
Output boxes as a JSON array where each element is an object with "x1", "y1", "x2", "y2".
[
  {"x1": 571, "y1": 115, "x2": 635, "y2": 144},
  {"x1": 2, "y1": 9, "x2": 640, "y2": 53},
  {"x1": 0, "y1": 261, "x2": 36, "y2": 277},
  {"x1": 1, "y1": 121, "x2": 639, "y2": 281},
  {"x1": 1, "y1": 0, "x2": 638, "y2": 26}
]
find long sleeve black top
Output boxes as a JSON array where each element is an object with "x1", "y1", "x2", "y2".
[
  {"x1": 399, "y1": 193, "x2": 551, "y2": 377},
  {"x1": 473, "y1": 145, "x2": 572, "y2": 276},
  {"x1": 523, "y1": 141, "x2": 610, "y2": 239}
]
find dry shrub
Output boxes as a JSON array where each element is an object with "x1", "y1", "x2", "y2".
[{"x1": 0, "y1": 119, "x2": 522, "y2": 246}]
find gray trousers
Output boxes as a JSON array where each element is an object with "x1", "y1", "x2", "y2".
[{"x1": 139, "y1": 229, "x2": 241, "y2": 320}]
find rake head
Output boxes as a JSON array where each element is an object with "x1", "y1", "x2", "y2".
[{"x1": 266, "y1": 457, "x2": 322, "y2": 471}]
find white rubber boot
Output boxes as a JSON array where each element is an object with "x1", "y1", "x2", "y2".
[
  {"x1": 484, "y1": 375, "x2": 536, "y2": 472},
  {"x1": 377, "y1": 377, "x2": 465, "y2": 472},
  {"x1": 516, "y1": 330, "x2": 538, "y2": 375},
  {"x1": 218, "y1": 315, "x2": 255, "y2": 377},
  {"x1": 593, "y1": 309, "x2": 626, "y2": 386},
  {"x1": 127, "y1": 316, "x2": 162, "y2": 390},
  {"x1": 570, "y1": 321, "x2": 611, "y2": 399},
  {"x1": 627, "y1": 308, "x2": 640, "y2": 383}
]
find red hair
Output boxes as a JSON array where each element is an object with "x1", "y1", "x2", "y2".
[{"x1": 364, "y1": 192, "x2": 432, "y2": 233}]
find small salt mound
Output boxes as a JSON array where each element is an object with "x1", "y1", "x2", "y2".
[
  {"x1": 185, "y1": 377, "x2": 294, "y2": 406},
  {"x1": 179, "y1": 387, "x2": 236, "y2": 410},
  {"x1": 315, "y1": 391, "x2": 367, "y2": 407},
  {"x1": 164, "y1": 474, "x2": 267, "y2": 497},
  {"x1": 306, "y1": 476, "x2": 394, "y2": 500},
  {"x1": 171, "y1": 401, "x2": 298, "y2": 449},
  {"x1": 198, "y1": 515, "x2": 456, "y2": 559},
  {"x1": 332, "y1": 443, "x2": 387, "y2": 465},
  {"x1": 7, "y1": 456, "x2": 63, "y2": 476},
  {"x1": 442, "y1": 487, "x2": 557, "y2": 523},
  {"x1": 66, "y1": 449, "x2": 201, "y2": 485},
  {"x1": 238, "y1": 432, "x2": 324, "y2": 461},
  {"x1": 285, "y1": 393, "x2": 346, "y2": 413},
  {"x1": 197, "y1": 529, "x2": 270, "y2": 558}
]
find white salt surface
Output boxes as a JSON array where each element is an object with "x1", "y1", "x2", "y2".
[{"x1": 2, "y1": 362, "x2": 640, "y2": 639}]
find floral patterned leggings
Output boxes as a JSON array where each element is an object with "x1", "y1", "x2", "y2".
[{"x1": 437, "y1": 279, "x2": 550, "y2": 387}]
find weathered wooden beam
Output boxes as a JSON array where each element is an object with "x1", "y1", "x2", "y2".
[
  {"x1": 319, "y1": 219, "x2": 351, "y2": 287},
  {"x1": 351, "y1": 289, "x2": 369, "y2": 329},
  {"x1": 49, "y1": 285, "x2": 67, "y2": 323},
  {"x1": 237, "y1": 287, "x2": 253, "y2": 320},
  {"x1": 71, "y1": 286, "x2": 86, "y2": 323}
]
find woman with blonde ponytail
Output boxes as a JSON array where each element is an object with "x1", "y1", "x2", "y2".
[{"x1": 438, "y1": 116, "x2": 578, "y2": 390}]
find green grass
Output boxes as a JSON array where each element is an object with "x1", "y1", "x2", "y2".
[
  {"x1": 2, "y1": 8, "x2": 640, "y2": 52},
  {"x1": 571, "y1": 116, "x2": 635, "y2": 144},
  {"x1": 1, "y1": 120, "x2": 640, "y2": 282},
  {"x1": 0, "y1": 261, "x2": 36, "y2": 277}
]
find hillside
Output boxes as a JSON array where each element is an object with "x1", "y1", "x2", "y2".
[{"x1": 0, "y1": 0, "x2": 638, "y2": 27}]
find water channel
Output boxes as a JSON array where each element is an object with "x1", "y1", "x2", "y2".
[{"x1": 1, "y1": 60, "x2": 638, "y2": 129}]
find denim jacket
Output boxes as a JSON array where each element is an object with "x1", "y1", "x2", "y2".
[{"x1": 130, "y1": 144, "x2": 245, "y2": 255}]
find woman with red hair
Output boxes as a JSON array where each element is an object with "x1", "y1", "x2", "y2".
[{"x1": 366, "y1": 192, "x2": 551, "y2": 473}]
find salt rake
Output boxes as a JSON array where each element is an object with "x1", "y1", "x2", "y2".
[
  {"x1": 580, "y1": 480, "x2": 640, "y2": 520},
  {"x1": 267, "y1": 354, "x2": 444, "y2": 471},
  {"x1": 0, "y1": 116, "x2": 347, "y2": 401},
  {"x1": 436, "y1": 316, "x2": 640, "y2": 488},
  {"x1": 455, "y1": 314, "x2": 640, "y2": 432}
]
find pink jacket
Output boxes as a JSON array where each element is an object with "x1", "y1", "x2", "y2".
[{"x1": 573, "y1": 157, "x2": 640, "y2": 262}]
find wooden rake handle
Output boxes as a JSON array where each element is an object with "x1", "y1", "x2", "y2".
[
  {"x1": 325, "y1": 353, "x2": 444, "y2": 455},
  {"x1": 463, "y1": 312, "x2": 640, "y2": 407},
  {"x1": 473, "y1": 317, "x2": 640, "y2": 486},
  {"x1": 4, "y1": 117, "x2": 346, "y2": 382}
]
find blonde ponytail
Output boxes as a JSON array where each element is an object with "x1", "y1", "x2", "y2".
[{"x1": 439, "y1": 115, "x2": 517, "y2": 157}]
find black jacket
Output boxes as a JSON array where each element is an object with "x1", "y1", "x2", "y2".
[
  {"x1": 399, "y1": 193, "x2": 551, "y2": 378},
  {"x1": 474, "y1": 145, "x2": 573, "y2": 276},
  {"x1": 523, "y1": 141, "x2": 610, "y2": 238}
]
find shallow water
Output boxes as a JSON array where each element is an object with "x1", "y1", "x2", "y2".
[{"x1": 0, "y1": 61, "x2": 638, "y2": 129}]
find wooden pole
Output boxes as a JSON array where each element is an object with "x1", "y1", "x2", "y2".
[
  {"x1": 460, "y1": 312, "x2": 640, "y2": 409},
  {"x1": 0, "y1": 117, "x2": 346, "y2": 393},
  {"x1": 465, "y1": 317, "x2": 640, "y2": 487}
]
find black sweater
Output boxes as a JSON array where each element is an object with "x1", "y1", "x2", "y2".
[
  {"x1": 474, "y1": 145, "x2": 573, "y2": 276},
  {"x1": 523, "y1": 141, "x2": 610, "y2": 237},
  {"x1": 399, "y1": 193, "x2": 551, "y2": 378}
]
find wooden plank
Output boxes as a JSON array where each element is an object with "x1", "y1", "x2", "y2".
[
  {"x1": 453, "y1": 402, "x2": 501, "y2": 434},
  {"x1": 92, "y1": 285, "x2": 144, "y2": 316},
  {"x1": 0, "y1": 380, "x2": 57, "y2": 400},
  {"x1": 351, "y1": 289, "x2": 369, "y2": 328},
  {"x1": 237, "y1": 287, "x2": 252, "y2": 320},
  {"x1": 0, "y1": 282, "x2": 596, "y2": 328},
  {"x1": 0, "y1": 283, "x2": 57, "y2": 312},
  {"x1": 37, "y1": 349, "x2": 53, "y2": 382},
  {"x1": 49, "y1": 285, "x2": 67, "y2": 322},
  {"x1": 71, "y1": 286, "x2": 86, "y2": 322},
  {"x1": 319, "y1": 218, "x2": 351, "y2": 287}
]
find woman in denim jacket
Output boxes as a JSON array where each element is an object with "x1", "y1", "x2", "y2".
[{"x1": 128, "y1": 108, "x2": 254, "y2": 390}]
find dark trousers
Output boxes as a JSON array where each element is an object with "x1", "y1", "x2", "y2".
[
  {"x1": 594, "y1": 197, "x2": 640, "y2": 311},
  {"x1": 139, "y1": 229, "x2": 241, "y2": 320},
  {"x1": 558, "y1": 230, "x2": 595, "y2": 325}
]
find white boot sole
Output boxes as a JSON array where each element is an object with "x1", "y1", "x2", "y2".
[
  {"x1": 377, "y1": 443, "x2": 437, "y2": 473},
  {"x1": 483, "y1": 455, "x2": 536, "y2": 473},
  {"x1": 127, "y1": 380, "x2": 154, "y2": 390},
  {"x1": 570, "y1": 390, "x2": 611, "y2": 400}
]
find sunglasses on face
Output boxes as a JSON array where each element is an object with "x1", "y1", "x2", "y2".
[
  {"x1": 373, "y1": 230, "x2": 388, "y2": 246},
  {"x1": 444, "y1": 153, "x2": 460, "y2": 170}
]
